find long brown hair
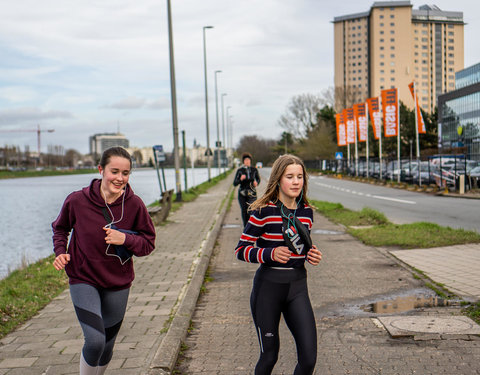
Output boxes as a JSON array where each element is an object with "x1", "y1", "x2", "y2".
[{"x1": 249, "y1": 154, "x2": 309, "y2": 212}]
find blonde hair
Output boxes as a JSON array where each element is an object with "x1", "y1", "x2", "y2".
[{"x1": 249, "y1": 154, "x2": 309, "y2": 212}]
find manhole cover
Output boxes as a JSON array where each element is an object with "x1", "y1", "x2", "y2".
[
  {"x1": 312, "y1": 229, "x2": 343, "y2": 235},
  {"x1": 378, "y1": 315, "x2": 480, "y2": 337},
  {"x1": 222, "y1": 224, "x2": 241, "y2": 229}
]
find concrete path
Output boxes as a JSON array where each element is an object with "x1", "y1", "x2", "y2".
[{"x1": 175, "y1": 191, "x2": 480, "y2": 374}]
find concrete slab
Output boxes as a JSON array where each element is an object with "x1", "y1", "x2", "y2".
[{"x1": 378, "y1": 315, "x2": 480, "y2": 338}]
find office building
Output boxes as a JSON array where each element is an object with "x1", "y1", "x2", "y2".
[
  {"x1": 333, "y1": 1, "x2": 464, "y2": 112},
  {"x1": 438, "y1": 63, "x2": 480, "y2": 158},
  {"x1": 89, "y1": 133, "x2": 130, "y2": 161}
]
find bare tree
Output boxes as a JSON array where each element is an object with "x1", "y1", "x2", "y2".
[
  {"x1": 278, "y1": 93, "x2": 327, "y2": 138},
  {"x1": 236, "y1": 135, "x2": 277, "y2": 165}
]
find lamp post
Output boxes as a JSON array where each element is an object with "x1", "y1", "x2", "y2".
[
  {"x1": 226, "y1": 106, "x2": 232, "y2": 167},
  {"x1": 214, "y1": 70, "x2": 222, "y2": 174},
  {"x1": 221, "y1": 93, "x2": 227, "y2": 172},
  {"x1": 203, "y1": 25, "x2": 214, "y2": 180},
  {"x1": 166, "y1": 0, "x2": 182, "y2": 201}
]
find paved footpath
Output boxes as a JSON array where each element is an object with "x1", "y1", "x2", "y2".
[
  {"x1": 175, "y1": 190, "x2": 480, "y2": 374},
  {"x1": 0, "y1": 174, "x2": 235, "y2": 375}
]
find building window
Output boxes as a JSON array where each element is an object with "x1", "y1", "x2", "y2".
[
  {"x1": 422, "y1": 52, "x2": 428, "y2": 57},
  {"x1": 390, "y1": 46, "x2": 395, "y2": 50},
  {"x1": 380, "y1": 85, "x2": 385, "y2": 89},
  {"x1": 390, "y1": 14, "x2": 395, "y2": 18},
  {"x1": 414, "y1": 59, "x2": 418, "y2": 63},
  {"x1": 390, "y1": 30, "x2": 395, "y2": 34},
  {"x1": 390, "y1": 62, "x2": 395, "y2": 66},
  {"x1": 380, "y1": 30, "x2": 384, "y2": 34},
  {"x1": 391, "y1": 77, "x2": 395, "y2": 81},
  {"x1": 380, "y1": 54, "x2": 384, "y2": 58},
  {"x1": 380, "y1": 38, "x2": 384, "y2": 42},
  {"x1": 380, "y1": 78, "x2": 385, "y2": 82},
  {"x1": 448, "y1": 75, "x2": 454, "y2": 79},
  {"x1": 422, "y1": 45, "x2": 428, "y2": 50},
  {"x1": 448, "y1": 60, "x2": 454, "y2": 65},
  {"x1": 390, "y1": 38, "x2": 395, "y2": 42},
  {"x1": 380, "y1": 69, "x2": 385, "y2": 73},
  {"x1": 448, "y1": 24, "x2": 454, "y2": 29},
  {"x1": 448, "y1": 39, "x2": 454, "y2": 43},
  {"x1": 422, "y1": 74, "x2": 428, "y2": 79},
  {"x1": 380, "y1": 62, "x2": 385, "y2": 66},
  {"x1": 448, "y1": 53, "x2": 454, "y2": 57},
  {"x1": 390, "y1": 22, "x2": 395, "y2": 26},
  {"x1": 380, "y1": 15, "x2": 384, "y2": 19},
  {"x1": 448, "y1": 46, "x2": 454, "y2": 50},
  {"x1": 380, "y1": 46, "x2": 384, "y2": 50},
  {"x1": 391, "y1": 54, "x2": 395, "y2": 58},
  {"x1": 422, "y1": 60, "x2": 427, "y2": 64},
  {"x1": 391, "y1": 69, "x2": 395, "y2": 73},
  {"x1": 448, "y1": 31, "x2": 454, "y2": 36}
]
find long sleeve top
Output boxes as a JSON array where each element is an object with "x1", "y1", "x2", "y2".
[
  {"x1": 52, "y1": 179, "x2": 156, "y2": 290},
  {"x1": 234, "y1": 202, "x2": 313, "y2": 268},
  {"x1": 233, "y1": 166, "x2": 261, "y2": 194}
]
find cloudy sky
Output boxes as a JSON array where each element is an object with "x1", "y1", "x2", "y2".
[{"x1": 0, "y1": 0, "x2": 479, "y2": 154}]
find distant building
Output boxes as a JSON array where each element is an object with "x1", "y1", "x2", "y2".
[
  {"x1": 438, "y1": 63, "x2": 480, "y2": 158},
  {"x1": 333, "y1": 2, "x2": 464, "y2": 112},
  {"x1": 89, "y1": 133, "x2": 130, "y2": 161}
]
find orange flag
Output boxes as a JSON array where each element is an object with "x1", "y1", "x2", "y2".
[
  {"x1": 345, "y1": 108, "x2": 355, "y2": 144},
  {"x1": 408, "y1": 81, "x2": 426, "y2": 134},
  {"x1": 366, "y1": 97, "x2": 382, "y2": 140},
  {"x1": 353, "y1": 103, "x2": 368, "y2": 142},
  {"x1": 336, "y1": 112, "x2": 347, "y2": 146},
  {"x1": 381, "y1": 88, "x2": 399, "y2": 137}
]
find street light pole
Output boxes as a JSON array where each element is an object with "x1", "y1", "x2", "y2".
[
  {"x1": 221, "y1": 93, "x2": 227, "y2": 172},
  {"x1": 203, "y1": 25, "x2": 214, "y2": 180},
  {"x1": 166, "y1": 0, "x2": 182, "y2": 201},
  {"x1": 214, "y1": 70, "x2": 222, "y2": 175},
  {"x1": 226, "y1": 106, "x2": 232, "y2": 167}
]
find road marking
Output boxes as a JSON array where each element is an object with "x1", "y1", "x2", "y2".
[
  {"x1": 371, "y1": 195, "x2": 416, "y2": 204},
  {"x1": 315, "y1": 181, "x2": 416, "y2": 205}
]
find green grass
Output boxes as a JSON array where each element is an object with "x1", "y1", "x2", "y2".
[
  {"x1": 465, "y1": 301, "x2": 480, "y2": 324},
  {"x1": 0, "y1": 255, "x2": 68, "y2": 338},
  {"x1": 349, "y1": 222, "x2": 480, "y2": 249},
  {"x1": 311, "y1": 200, "x2": 389, "y2": 226}
]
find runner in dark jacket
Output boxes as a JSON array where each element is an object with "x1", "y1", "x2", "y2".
[
  {"x1": 233, "y1": 152, "x2": 261, "y2": 227},
  {"x1": 52, "y1": 146, "x2": 155, "y2": 375}
]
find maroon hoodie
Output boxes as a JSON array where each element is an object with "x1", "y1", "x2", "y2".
[{"x1": 52, "y1": 179, "x2": 156, "y2": 290}]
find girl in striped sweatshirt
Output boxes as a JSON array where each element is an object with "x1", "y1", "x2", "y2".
[{"x1": 235, "y1": 154, "x2": 322, "y2": 375}]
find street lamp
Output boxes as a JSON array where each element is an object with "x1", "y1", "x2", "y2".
[
  {"x1": 226, "y1": 106, "x2": 232, "y2": 167},
  {"x1": 203, "y1": 25, "x2": 214, "y2": 180},
  {"x1": 166, "y1": 0, "x2": 182, "y2": 201},
  {"x1": 221, "y1": 93, "x2": 227, "y2": 172},
  {"x1": 214, "y1": 70, "x2": 222, "y2": 175}
]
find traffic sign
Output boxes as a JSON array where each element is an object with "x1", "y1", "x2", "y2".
[
  {"x1": 205, "y1": 148, "x2": 213, "y2": 156},
  {"x1": 153, "y1": 145, "x2": 166, "y2": 162},
  {"x1": 335, "y1": 152, "x2": 343, "y2": 160}
]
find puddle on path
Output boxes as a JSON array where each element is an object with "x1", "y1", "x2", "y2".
[
  {"x1": 222, "y1": 224, "x2": 241, "y2": 229},
  {"x1": 312, "y1": 229, "x2": 344, "y2": 235},
  {"x1": 362, "y1": 295, "x2": 456, "y2": 314}
]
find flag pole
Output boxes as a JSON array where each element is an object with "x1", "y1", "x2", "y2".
[
  {"x1": 365, "y1": 103, "x2": 369, "y2": 178},
  {"x1": 378, "y1": 97, "x2": 383, "y2": 180},
  {"x1": 397, "y1": 88, "x2": 401, "y2": 183},
  {"x1": 413, "y1": 81, "x2": 422, "y2": 185}
]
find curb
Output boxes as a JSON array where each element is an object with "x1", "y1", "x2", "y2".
[{"x1": 147, "y1": 182, "x2": 234, "y2": 374}]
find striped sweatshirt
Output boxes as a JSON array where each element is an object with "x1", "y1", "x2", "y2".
[{"x1": 235, "y1": 202, "x2": 313, "y2": 268}]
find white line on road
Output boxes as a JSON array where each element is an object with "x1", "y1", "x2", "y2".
[
  {"x1": 315, "y1": 181, "x2": 416, "y2": 205},
  {"x1": 371, "y1": 195, "x2": 416, "y2": 204}
]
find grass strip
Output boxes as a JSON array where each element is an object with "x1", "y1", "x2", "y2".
[{"x1": 0, "y1": 255, "x2": 68, "y2": 338}]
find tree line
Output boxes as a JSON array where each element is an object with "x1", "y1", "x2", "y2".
[{"x1": 235, "y1": 87, "x2": 440, "y2": 166}]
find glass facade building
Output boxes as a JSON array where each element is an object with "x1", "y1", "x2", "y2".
[{"x1": 438, "y1": 62, "x2": 480, "y2": 159}]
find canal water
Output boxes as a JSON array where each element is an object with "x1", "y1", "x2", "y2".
[{"x1": 0, "y1": 167, "x2": 219, "y2": 279}]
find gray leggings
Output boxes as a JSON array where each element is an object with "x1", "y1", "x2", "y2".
[{"x1": 70, "y1": 283, "x2": 130, "y2": 366}]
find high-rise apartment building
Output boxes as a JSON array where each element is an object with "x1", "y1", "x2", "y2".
[{"x1": 333, "y1": 1, "x2": 464, "y2": 112}]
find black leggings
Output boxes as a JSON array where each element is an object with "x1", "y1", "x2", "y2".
[
  {"x1": 238, "y1": 193, "x2": 255, "y2": 227},
  {"x1": 250, "y1": 266, "x2": 317, "y2": 375},
  {"x1": 70, "y1": 283, "x2": 129, "y2": 367}
]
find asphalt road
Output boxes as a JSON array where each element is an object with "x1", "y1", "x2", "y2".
[{"x1": 259, "y1": 168, "x2": 480, "y2": 233}]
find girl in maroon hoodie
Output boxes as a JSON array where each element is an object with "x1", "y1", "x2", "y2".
[{"x1": 52, "y1": 147, "x2": 156, "y2": 375}]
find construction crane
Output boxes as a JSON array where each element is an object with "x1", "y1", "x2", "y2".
[{"x1": 0, "y1": 124, "x2": 55, "y2": 154}]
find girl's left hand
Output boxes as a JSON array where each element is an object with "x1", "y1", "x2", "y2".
[
  {"x1": 103, "y1": 227, "x2": 126, "y2": 245},
  {"x1": 307, "y1": 245, "x2": 322, "y2": 266}
]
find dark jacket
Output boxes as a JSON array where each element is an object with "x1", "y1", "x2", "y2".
[
  {"x1": 52, "y1": 179, "x2": 156, "y2": 290},
  {"x1": 233, "y1": 165, "x2": 260, "y2": 197}
]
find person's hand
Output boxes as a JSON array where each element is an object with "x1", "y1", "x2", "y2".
[
  {"x1": 53, "y1": 253, "x2": 71, "y2": 271},
  {"x1": 253, "y1": 181, "x2": 258, "y2": 187},
  {"x1": 307, "y1": 245, "x2": 322, "y2": 266},
  {"x1": 103, "y1": 227, "x2": 126, "y2": 245},
  {"x1": 240, "y1": 174, "x2": 246, "y2": 181},
  {"x1": 272, "y1": 246, "x2": 291, "y2": 263}
]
